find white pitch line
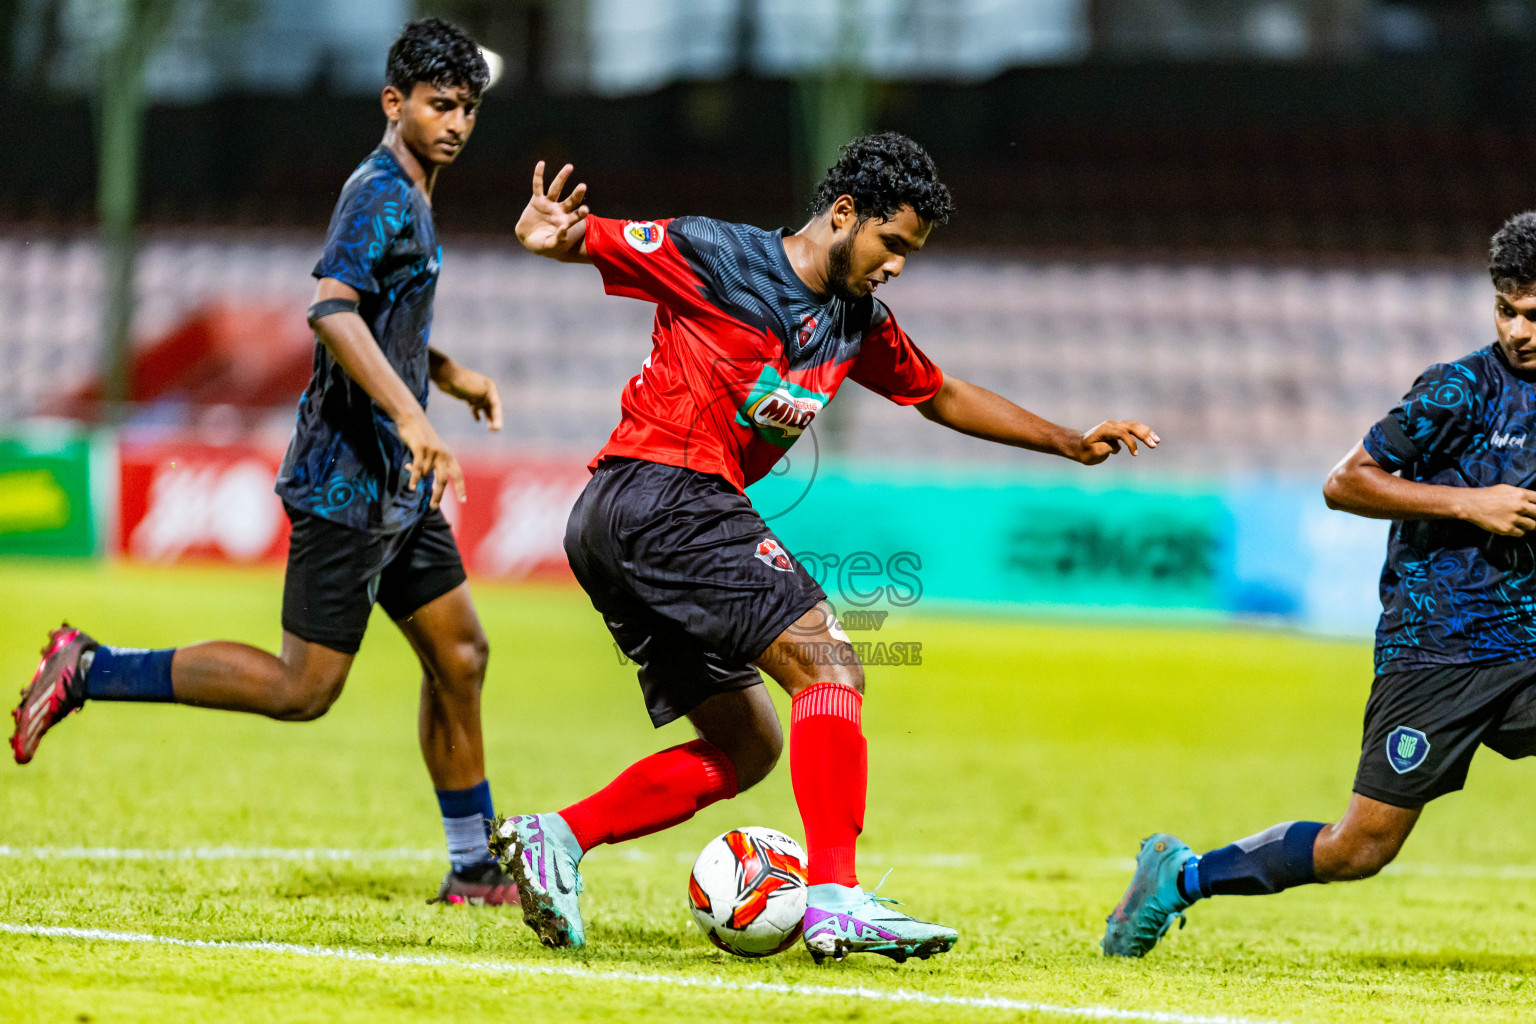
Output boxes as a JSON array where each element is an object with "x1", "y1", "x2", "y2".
[
  {"x1": 0, "y1": 922, "x2": 1285, "y2": 1024},
  {"x1": 0, "y1": 845, "x2": 439, "y2": 863},
  {"x1": 6, "y1": 846, "x2": 1536, "y2": 879}
]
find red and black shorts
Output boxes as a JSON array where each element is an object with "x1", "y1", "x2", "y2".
[
  {"x1": 281, "y1": 505, "x2": 467, "y2": 655},
  {"x1": 564, "y1": 457, "x2": 827, "y2": 727}
]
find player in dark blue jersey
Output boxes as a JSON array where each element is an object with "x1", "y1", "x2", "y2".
[
  {"x1": 11, "y1": 19, "x2": 519, "y2": 907},
  {"x1": 1102, "y1": 211, "x2": 1536, "y2": 957}
]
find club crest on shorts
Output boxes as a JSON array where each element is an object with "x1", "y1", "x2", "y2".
[
  {"x1": 754, "y1": 537, "x2": 794, "y2": 572},
  {"x1": 625, "y1": 221, "x2": 665, "y2": 253},
  {"x1": 1386, "y1": 726, "x2": 1430, "y2": 774}
]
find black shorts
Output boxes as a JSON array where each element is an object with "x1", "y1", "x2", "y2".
[
  {"x1": 281, "y1": 504, "x2": 467, "y2": 655},
  {"x1": 1354, "y1": 660, "x2": 1536, "y2": 808},
  {"x1": 565, "y1": 457, "x2": 827, "y2": 728}
]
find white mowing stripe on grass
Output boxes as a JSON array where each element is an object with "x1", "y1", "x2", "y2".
[
  {"x1": 0, "y1": 922, "x2": 1285, "y2": 1024},
  {"x1": 7, "y1": 845, "x2": 1536, "y2": 879}
]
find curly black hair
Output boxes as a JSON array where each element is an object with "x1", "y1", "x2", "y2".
[
  {"x1": 387, "y1": 18, "x2": 490, "y2": 99},
  {"x1": 810, "y1": 131, "x2": 954, "y2": 225},
  {"x1": 1490, "y1": 211, "x2": 1536, "y2": 293}
]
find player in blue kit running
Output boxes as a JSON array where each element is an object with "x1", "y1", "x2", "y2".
[
  {"x1": 1104, "y1": 211, "x2": 1536, "y2": 957},
  {"x1": 10, "y1": 19, "x2": 518, "y2": 906}
]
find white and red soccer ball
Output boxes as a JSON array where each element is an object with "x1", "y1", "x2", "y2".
[{"x1": 687, "y1": 827, "x2": 808, "y2": 957}]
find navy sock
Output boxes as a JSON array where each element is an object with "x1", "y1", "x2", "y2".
[
  {"x1": 1191, "y1": 821, "x2": 1325, "y2": 898},
  {"x1": 84, "y1": 646, "x2": 176, "y2": 702},
  {"x1": 437, "y1": 780, "x2": 497, "y2": 874}
]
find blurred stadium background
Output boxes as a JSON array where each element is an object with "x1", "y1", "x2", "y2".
[{"x1": 5, "y1": 0, "x2": 1533, "y2": 633}]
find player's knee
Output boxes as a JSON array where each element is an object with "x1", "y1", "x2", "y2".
[
  {"x1": 1320, "y1": 827, "x2": 1405, "y2": 882},
  {"x1": 272, "y1": 664, "x2": 349, "y2": 722},
  {"x1": 728, "y1": 729, "x2": 783, "y2": 793},
  {"x1": 457, "y1": 632, "x2": 491, "y2": 687},
  {"x1": 842, "y1": 660, "x2": 865, "y2": 696},
  {"x1": 815, "y1": 654, "x2": 864, "y2": 696},
  {"x1": 432, "y1": 633, "x2": 490, "y2": 694},
  {"x1": 1331, "y1": 845, "x2": 1396, "y2": 881}
]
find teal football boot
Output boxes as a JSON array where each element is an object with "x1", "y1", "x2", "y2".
[
  {"x1": 802, "y1": 881, "x2": 959, "y2": 964},
  {"x1": 1102, "y1": 833, "x2": 1195, "y2": 957},
  {"x1": 494, "y1": 813, "x2": 586, "y2": 948}
]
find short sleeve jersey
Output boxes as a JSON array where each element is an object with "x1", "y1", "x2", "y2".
[
  {"x1": 1362, "y1": 344, "x2": 1536, "y2": 671},
  {"x1": 275, "y1": 147, "x2": 440, "y2": 534},
  {"x1": 584, "y1": 215, "x2": 943, "y2": 491}
]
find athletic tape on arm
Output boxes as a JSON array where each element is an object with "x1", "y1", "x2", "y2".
[
  {"x1": 1374, "y1": 414, "x2": 1422, "y2": 469},
  {"x1": 306, "y1": 298, "x2": 360, "y2": 325}
]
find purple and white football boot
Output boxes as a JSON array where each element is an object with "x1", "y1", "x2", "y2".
[
  {"x1": 495, "y1": 813, "x2": 585, "y2": 948},
  {"x1": 802, "y1": 881, "x2": 958, "y2": 964}
]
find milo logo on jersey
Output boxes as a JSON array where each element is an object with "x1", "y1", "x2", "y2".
[{"x1": 736, "y1": 368, "x2": 828, "y2": 449}]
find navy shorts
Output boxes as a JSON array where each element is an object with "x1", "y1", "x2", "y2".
[
  {"x1": 281, "y1": 504, "x2": 467, "y2": 655},
  {"x1": 1354, "y1": 660, "x2": 1536, "y2": 808},
  {"x1": 564, "y1": 458, "x2": 827, "y2": 727}
]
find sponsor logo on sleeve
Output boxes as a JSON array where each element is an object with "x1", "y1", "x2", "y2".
[
  {"x1": 625, "y1": 221, "x2": 665, "y2": 253},
  {"x1": 1385, "y1": 725, "x2": 1430, "y2": 774}
]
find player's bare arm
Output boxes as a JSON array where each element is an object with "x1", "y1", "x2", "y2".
[
  {"x1": 1323, "y1": 441, "x2": 1536, "y2": 536},
  {"x1": 309, "y1": 277, "x2": 466, "y2": 507},
  {"x1": 428, "y1": 348, "x2": 504, "y2": 430},
  {"x1": 516, "y1": 160, "x2": 592, "y2": 263},
  {"x1": 916, "y1": 374, "x2": 1158, "y2": 465}
]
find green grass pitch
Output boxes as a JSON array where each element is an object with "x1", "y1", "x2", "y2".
[{"x1": 2, "y1": 561, "x2": 1534, "y2": 1023}]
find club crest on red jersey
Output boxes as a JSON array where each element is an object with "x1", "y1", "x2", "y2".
[
  {"x1": 754, "y1": 537, "x2": 795, "y2": 572},
  {"x1": 625, "y1": 221, "x2": 665, "y2": 253},
  {"x1": 797, "y1": 315, "x2": 818, "y2": 346}
]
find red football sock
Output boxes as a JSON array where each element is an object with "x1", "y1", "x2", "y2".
[
  {"x1": 790, "y1": 682, "x2": 866, "y2": 887},
  {"x1": 559, "y1": 739, "x2": 738, "y2": 852}
]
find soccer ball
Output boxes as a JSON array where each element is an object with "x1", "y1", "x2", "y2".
[{"x1": 687, "y1": 827, "x2": 808, "y2": 957}]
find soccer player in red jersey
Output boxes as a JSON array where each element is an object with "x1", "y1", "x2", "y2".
[{"x1": 498, "y1": 132, "x2": 1159, "y2": 962}]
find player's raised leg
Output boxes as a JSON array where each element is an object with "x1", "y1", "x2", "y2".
[
  {"x1": 495, "y1": 687, "x2": 764, "y2": 948},
  {"x1": 395, "y1": 580, "x2": 519, "y2": 906},
  {"x1": 12, "y1": 503, "x2": 401, "y2": 763},
  {"x1": 754, "y1": 601, "x2": 958, "y2": 965},
  {"x1": 11, "y1": 622, "x2": 355, "y2": 764},
  {"x1": 1102, "y1": 795, "x2": 1418, "y2": 957}
]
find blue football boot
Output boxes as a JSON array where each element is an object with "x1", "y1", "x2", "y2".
[
  {"x1": 1102, "y1": 833, "x2": 1194, "y2": 957},
  {"x1": 494, "y1": 813, "x2": 586, "y2": 948},
  {"x1": 802, "y1": 881, "x2": 958, "y2": 964}
]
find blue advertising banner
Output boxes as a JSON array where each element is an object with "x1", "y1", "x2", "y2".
[{"x1": 749, "y1": 460, "x2": 1388, "y2": 636}]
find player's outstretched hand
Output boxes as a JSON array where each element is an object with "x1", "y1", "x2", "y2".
[
  {"x1": 516, "y1": 160, "x2": 590, "y2": 259},
  {"x1": 434, "y1": 360, "x2": 503, "y2": 432},
  {"x1": 1462, "y1": 484, "x2": 1536, "y2": 537},
  {"x1": 1074, "y1": 420, "x2": 1159, "y2": 465},
  {"x1": 398, "y1": 412, "x2": 466, "y2": 509}
]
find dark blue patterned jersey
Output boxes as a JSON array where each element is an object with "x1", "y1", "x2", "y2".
[
  {"x1": 1363, "y1": 343, "x2": 1536, "y2": 671},
  {"x1": 275, "y1": 147, "x2": 440, "y2": 534},
  {"x1": 583, "y1": 215, "x2": 943, "y2": 491}
]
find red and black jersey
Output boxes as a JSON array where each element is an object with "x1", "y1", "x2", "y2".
[{"x1": 585, "y1": 215, "x2": 944, "y2": 491}]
